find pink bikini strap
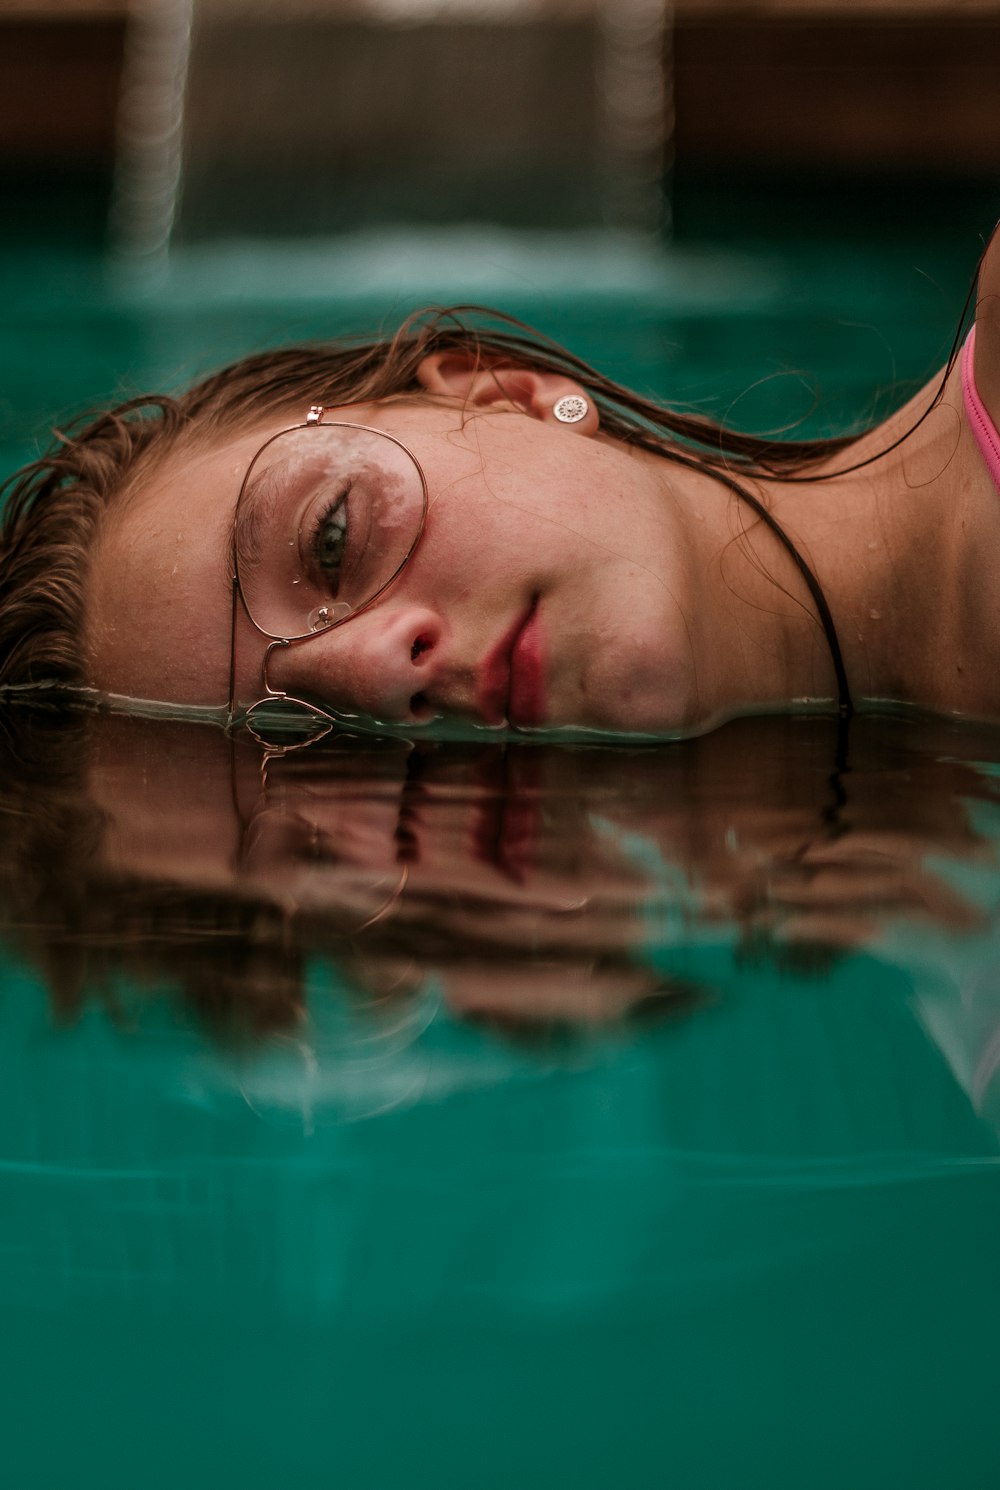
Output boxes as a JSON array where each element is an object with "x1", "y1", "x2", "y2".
[{"x1": 962, "y1": 324, "x2": 1000, "y2": 493}]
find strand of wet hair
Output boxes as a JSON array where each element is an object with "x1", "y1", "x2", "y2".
[{"x1": 635, "y1": 438, "x2": 853, "y2": 717}]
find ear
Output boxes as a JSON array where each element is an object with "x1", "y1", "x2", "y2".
[{"x1": 416, "y1": 351, "x2": 600, "y2": 434}]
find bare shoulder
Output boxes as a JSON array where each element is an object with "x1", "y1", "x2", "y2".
[{"x1": 974, "y1": 222, "x2": 1000, "y2": 413}]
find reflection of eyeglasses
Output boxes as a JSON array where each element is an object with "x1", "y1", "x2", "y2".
[
  {"x1": 228, "y1": 405, "x2": 429, "y2": 747},
  {"x1": 230, "y1": 730, "x2": 412, "y2": 935}
]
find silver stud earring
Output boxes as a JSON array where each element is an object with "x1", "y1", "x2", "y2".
[{"x1": 552, "y1": 394, "x2": 589, "y2": 425}]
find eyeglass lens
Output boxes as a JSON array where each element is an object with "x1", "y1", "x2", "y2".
[{"x1": 235, "y1": 423, "x2": 426, "y2": 643}]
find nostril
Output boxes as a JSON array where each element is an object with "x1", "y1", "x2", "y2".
[
  {"x1": 410, "y1": 691, "x2": 432, "y2": 721},
  {"x1": 411, "y1": 634, "x2": 432, "y2": 663}
]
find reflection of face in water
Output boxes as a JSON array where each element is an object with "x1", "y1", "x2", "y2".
[
  {"x1": 92, "y1": 724, "x2": 674, "y2": 1031},
  {"x1": 2, "y1": 709, "x2": 998, "y2": 1054}
]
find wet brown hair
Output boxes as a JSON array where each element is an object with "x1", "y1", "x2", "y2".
[{"x1": 0, "y1": 304, "x2": 859, "y2": 708}]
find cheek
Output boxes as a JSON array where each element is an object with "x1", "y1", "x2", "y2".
[
  {"x1": 90, "y1": 539, "x2": 232, "y2": 705},
  {"x1": 436, "y1": 462, "x2": 580, "y2": 546},
  {"x1": 413, "y1": 489, "x2": 516, "y2": 595},
  {"x1": 412, "y1": 428, "x2": 614, "y2": 594},
  {"x1": 574, "y1": 595, "x2": 701, "y2": 733}
]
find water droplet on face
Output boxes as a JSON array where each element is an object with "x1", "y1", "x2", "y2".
[{"x1": 869, "y1": 608, "x2": 882, "y2": 621}]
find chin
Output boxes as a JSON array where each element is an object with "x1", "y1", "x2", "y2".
[
  {"x1": 577, "y1": 673, "x2": 703, "y2": 738},
  {"x1": 562, "y1": 620, "x2": 702, "y2": 737}
]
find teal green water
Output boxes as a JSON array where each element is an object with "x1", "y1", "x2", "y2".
[
  {"x1": 2, "y1": 964, "x2": 999, "y2": 1489},
  {"x1": 2, "y1": 711, "x2": 1000, "y2": 1488},
  {"x1": 4, "y1": 216, "x2": 1000, "y2": 1487}
]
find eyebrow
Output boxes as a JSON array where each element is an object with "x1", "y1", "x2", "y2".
[{"x1": 233, "y1": 467, "x2": 283, "y2": 582}]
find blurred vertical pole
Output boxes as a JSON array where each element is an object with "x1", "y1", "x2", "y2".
[
  {"x1": 109, "y1": 0, "x2": 193, "y2": 272},
  {"x1": 597, "y1": 0, "x2": 672, "y2": 239},
  {"x1": 109, "y1": 0, "x2": 673, "y2": 258}
]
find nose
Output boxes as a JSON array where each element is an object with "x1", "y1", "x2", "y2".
[{"x1": 268, "y1": 603, "x2": 444, "y2": 724}]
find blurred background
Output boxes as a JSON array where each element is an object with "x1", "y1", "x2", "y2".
[{"x1": 2, "y1": 0, "x2": 1000, "y2": 475}]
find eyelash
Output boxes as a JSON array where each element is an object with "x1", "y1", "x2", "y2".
[{"x1": 309, "y1": 484, "x2": 351, "y2": 588}]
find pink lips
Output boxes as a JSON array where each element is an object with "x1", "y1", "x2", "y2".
[
  {"x1": 508, "y1": 604, "x2": 545, "y2": 727},
  {"x1": 478, "y1": 603, "x2": 546, "y2": 728}
]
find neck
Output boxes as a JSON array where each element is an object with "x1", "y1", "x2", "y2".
[
  {"x1": 653, "y1": 358, "x2": 986, "y2": 723},
  {"x1": 771, "y1": 356, "x2": 1000, "y2": 719}
]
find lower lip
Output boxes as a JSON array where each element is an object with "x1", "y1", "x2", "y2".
[{"x1": 508, "y1": 606, "x2": 545, "y2": 727}]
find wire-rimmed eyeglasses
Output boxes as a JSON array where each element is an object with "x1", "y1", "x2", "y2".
[{"x1": 228, "y1": 405, "x2": 429, "y2": 748}]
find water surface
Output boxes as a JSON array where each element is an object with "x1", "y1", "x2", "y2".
[{"x1": 1, "y1": 709, "x2": 999, "y2": 1487}]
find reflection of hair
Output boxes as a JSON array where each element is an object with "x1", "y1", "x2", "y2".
[
  {"x1": 0, "y1": 305, "x2": 860, "y2": 702},
  {"x1": 0, "y1": 705, "x2": 303, "y2": 1034},
  {"x1": 0, "y1": 706, "x2": 689, "y2": 1041}
]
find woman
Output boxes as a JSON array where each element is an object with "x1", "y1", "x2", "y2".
[{"x1": 3, "y1": 227, "x2": 1000, "y2": 738}]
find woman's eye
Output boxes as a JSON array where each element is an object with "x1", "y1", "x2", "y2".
[{"x1": 315, "y1": 497, "x2": 348, "y2": 590}]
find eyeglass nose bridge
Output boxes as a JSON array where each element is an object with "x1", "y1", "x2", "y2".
[
  {"x1": 259, "y1": 628, "x2": 365, "y2": 726},
  {"x1": 261, "y1": 637, "x2": 292, "y2": 700},
  {"x1": 240, "y1": 635, "x2": 340, "y2": 753},
  {"x1": 234, "y1": 610, "x2": 361, "y2": 741},
  {"x1": 260, "y1": 625, "x2": 352, "y2": 701}
]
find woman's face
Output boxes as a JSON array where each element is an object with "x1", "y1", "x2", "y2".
[{"x1": 85, "y1": 381, "x2": 709, "y2": 734}]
